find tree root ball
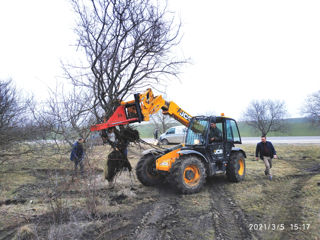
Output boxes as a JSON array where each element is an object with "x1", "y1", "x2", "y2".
[
  {"x1": 119, "y1": 126, "x2": 140, "y2": 143},
  {"x1": 104, "y1": 150, "x2": 132, "y2": 182}
]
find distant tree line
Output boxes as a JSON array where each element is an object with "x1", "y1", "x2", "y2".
[{"x1": 2, "y1": 76, "x2": 319, "y2": 152}]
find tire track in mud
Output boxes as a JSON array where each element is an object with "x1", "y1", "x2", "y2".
[
  {"x1": 132, "y1": 180, "x2": 262, "y2": 240},
  {"x1": 131, "y1": 186, "x2": 181, "y2": 240},
  {"x1": 207, "y1": 178, "x2": 261, "y2": 240},
  {"x1": 131, "y1": 185, "x2": 218, "y2": 240}
]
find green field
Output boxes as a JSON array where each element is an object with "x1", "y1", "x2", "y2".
[
  {"x1": 238, "y1": 118, "x2": 320, "y2": 137},
  {"x1": 136, "y1": 118, "x2": 320, "y2": 138}
]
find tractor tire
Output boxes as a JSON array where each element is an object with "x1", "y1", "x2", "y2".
[
  {"x1": 170, "y1": 156, "x2": 206, "y2": 194},
  {"x1": 136, "y1": 153, "x2": 164, "y2": 186},
  {"x1": 226, "y1": 152, "x2": 246, "y2": 182}
]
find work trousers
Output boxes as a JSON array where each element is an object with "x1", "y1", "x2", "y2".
[
  {"x1": 263, "y1": 156, "x2": 272, "y2": 176},
  {"x1": 74, "y1": 159, "x2": 84, "y2": 175}
]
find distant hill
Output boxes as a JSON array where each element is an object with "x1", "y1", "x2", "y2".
[
  {"x1": 135, "y1": 118, "x2": 320, "y2": 138},
  {"x1": 238, "y1": 118, "x2": 320, "y2": 137}
]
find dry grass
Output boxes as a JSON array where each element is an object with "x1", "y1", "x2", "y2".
[
  {"x1": 228, "y1": 144, "x2": 320, "y2": 240},
  {"x1": 0, "y1": 143, "x2": 319, "y2": 239}
]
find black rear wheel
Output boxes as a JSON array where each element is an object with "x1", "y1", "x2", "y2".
[
  {"x1": 226, "y1": 152, "x2": 246, "y2": 182},
  {"x1": 136, "y1": 153, "x2": 164, "y2": 186}
]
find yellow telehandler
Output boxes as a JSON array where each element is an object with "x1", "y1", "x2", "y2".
[{"x1": 91, "y1": 89, "x2": 246, "y2": 194}]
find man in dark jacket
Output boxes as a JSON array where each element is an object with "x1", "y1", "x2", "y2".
[
  {"x1": 70, "y1": 138, "x2": 85, "y2": 175},
  {"x1": 209, "y1": 121, "x2": 222, "y2": 143},
  {"x1": 256, "y1": 135, "x2": 277, "y2": 180}
]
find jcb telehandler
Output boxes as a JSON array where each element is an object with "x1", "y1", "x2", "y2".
[{"x1": 90, "y1": 89, "x2": 246, "y2": 194}]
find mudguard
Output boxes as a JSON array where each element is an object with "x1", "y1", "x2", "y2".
[
  {"x1": 177, "y1": 149, "x2": 209, "y2": 163},
  {"x1": 142, "y1": 148, "x2": 164, "y2": 156},
  {"x1": 177, "y1": 149, "x2": 217, "y2": 176},
  {"x1": 231, "y1": 147, "x2": 247, "y2": 158}
]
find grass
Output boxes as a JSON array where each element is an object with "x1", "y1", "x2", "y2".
[
  {"x1": 227, "y1": 144, "x2": 320, "y2": 239},
  {"x1": 0, "y1": 143, "x2": 319, "y2": 239},
  {"x1": 0, "y1": 171, "x2": 37, "y2": 200}
]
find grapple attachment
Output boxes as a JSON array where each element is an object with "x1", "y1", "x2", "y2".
[{"x1": 90, "y1": 94, "x2": 143, "y2": 132}]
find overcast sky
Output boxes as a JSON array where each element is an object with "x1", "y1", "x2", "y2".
[{"x1": 1, "y1": 0, "x2": 319, "y2": 120}]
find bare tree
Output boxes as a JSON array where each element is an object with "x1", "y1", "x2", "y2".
[
  {"x1": 243, "y1": 99, "x2": 288, "y2": 136},
  {"x1": 0, "y1": 79, "x2": 26, "y2": 139},
  {"x1": 0, "y1": 79, "x2": 38, "y2": 164},
  {"x1": 65, "y1": 0, "x2": 185, "y2": 121},
  {"x1": 302, "y1": 90, "x2": 320, "y2": 126},
  {"x1": 33, "y1": 84, "x2": 96, "y2": 146}
]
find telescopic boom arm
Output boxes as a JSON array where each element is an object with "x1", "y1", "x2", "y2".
[{"x1": 90, "y1": 88, "x2": 192, "y2": 132}]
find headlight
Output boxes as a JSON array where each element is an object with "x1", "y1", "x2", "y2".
[
  {"x1": 159, "y1": 162, "x2": 169, "y2": 166},
  {"x1": 194, "y1": 139, "x2": 200, "y2": 145}
]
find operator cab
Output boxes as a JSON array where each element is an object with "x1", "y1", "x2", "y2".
[
  {"x1": 185, "y1": 116, "x2": 241, "y2": 145},
  {"x1": 184, "y1": 116, "x2": 242, "y2": 174}
]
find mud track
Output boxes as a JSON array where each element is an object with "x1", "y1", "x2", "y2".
[
  {"x1": 208, "y1": 178, "x2": 260, "y2": 240},
  {"x1": 127, "y1": 178, "x2": 260, "y2": 240},
  {"x1": 132, "y1": 187, "x2": 181, "y2": 240}
]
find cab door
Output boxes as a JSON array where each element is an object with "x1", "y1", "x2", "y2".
[
  {"x1": 225, "y1": 119, "x2": 242, "y2": 156},
  {"x1": 207, "y1": 122, "x2": 224, "y2": 163}
]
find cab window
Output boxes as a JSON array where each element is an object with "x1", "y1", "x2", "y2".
[
  {"x1": 185, "y1": 119, "x2": 209, "y2": 145},
  {"x1": 216, "y1": 123, "x2": 223, "y2": 134},
  {"x1": 226, "y1": 120, "x2": 241, "y2": 143}
]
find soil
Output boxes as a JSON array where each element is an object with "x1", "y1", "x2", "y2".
[{"x1": 0, "y1": 144, "x2": 319, "y2": 240}]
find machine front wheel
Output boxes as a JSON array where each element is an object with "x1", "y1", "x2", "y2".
[{"x1": 171, "y1": 156, "x2": 206, "y2": 194}]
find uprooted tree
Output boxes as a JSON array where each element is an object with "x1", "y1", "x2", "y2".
[{"x1": 243, "y1": 99, "x2": 288, "y2": 136}]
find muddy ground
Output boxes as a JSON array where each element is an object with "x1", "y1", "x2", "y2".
[{"x1": 0, "y1": 143, "x2": 319, "y2": 240}]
